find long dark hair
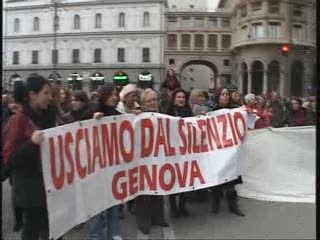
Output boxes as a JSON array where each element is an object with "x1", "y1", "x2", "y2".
[
  {"x1": 98, "y1": 83, "x2": 117, "y2": 106},
  {"x1": 13, "y1": 74, "x2": 55, "y2": 128},
  {"x1": 166, "y1": 88, "x2": 192, "y2": 116},
  {"x1": 72, "y1": 90, "x2": 89, "y2": 105},
  {"x1": 13, "y1": 74, "x2": 50, "y2": 104},
  {"x1": 214, "y1": 87, "x2": 231, "y2": 109}
]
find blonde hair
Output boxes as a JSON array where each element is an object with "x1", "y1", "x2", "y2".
[
  {"x1": 189, "y1": 89, "x2": 205, "y2": 107},
  {"x1": 140, "y1": 88, "x2": 159, "y2": 104}
]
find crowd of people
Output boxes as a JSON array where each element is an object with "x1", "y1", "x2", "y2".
[{"x1": 1, "y1": 72, "x2": 316, "y2": 240}]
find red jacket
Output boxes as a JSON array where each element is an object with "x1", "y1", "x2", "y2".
[{"x1": 2, "y1": 110, "x2": 36, "y2": 166}]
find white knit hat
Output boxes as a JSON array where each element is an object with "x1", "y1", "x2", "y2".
[{"x1": 119, "y1": 83, "x2": 137, "y2": 101}]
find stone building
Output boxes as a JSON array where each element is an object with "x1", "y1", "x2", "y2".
[
  {"x1": 222, "y1": 0, "x2": 317, "y2": 97},
  {"x1": 3, "y1": 0, "x2": 167, "y2": 91},
  {"x1": 164, "y1": 2, "x2": 233, "y2": 91},
  {"x1": 164, "y1": 0, "x2": 316, "y2": 97}
]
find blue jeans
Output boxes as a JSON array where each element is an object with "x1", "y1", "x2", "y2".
[{"x1": 87, "y1": 206, "x2": 122, "y2": 240}]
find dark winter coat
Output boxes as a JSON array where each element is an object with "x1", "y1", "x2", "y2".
[
  {"x1": 67, "y1": 104, "x2": 93, "y2": 122},
  {"x1": 211, "y1": 103, "x2": 243, "y2": 189},
  {"x1": 97, "y1": 103, "x2": 122, "y2": 117},
  {"x1": 3, "y1": 105, "x2": 56, "y2": 208},
  {"x1": 270, "y1": 101, "x2": 285, "y2": 128},
  {"x1": 287, "y1": 107, "x2": 309, "y2": 127},
  {"x1": 166, "y1": 105, "x2": 193, "y2": 118}
]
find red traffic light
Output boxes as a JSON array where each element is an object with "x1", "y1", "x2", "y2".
[{"x1": 281, "y1": 44, "x2": 290, "y2": 55}]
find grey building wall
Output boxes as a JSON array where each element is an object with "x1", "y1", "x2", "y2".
[{"x1": 3, "y1": 0, "x2": 167, "y2": 90}]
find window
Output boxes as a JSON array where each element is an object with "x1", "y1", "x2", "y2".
[
  {"x1": 240, "y1": 6, "x2": 247, "y2": 17},
  {"x1": 72, "y1": 49, "x2": 80, "y2": 63},
  {"x1": 33, "y1": 17, "x2": 40, "y2": 31},
  {"x1": 74, "y1": 15, "x2": 80, "y2": 29},
  {"x1": 167, "y1": 16, "x2": 178, "y2": 27},
  {"x1": 221, "y1": 18, "x2": 230, "y2": 28},
  {"x1": 241, "y1": 25, "x2": 248, "y2": 39},
  {"x1": 181, "y1": 34, "x2": 191, "y2": 49},
  {"x1": 13, "y1": 51, "x2": 19, "y2": 65},
  {"x1": 52, "y1": 50, "x2": 58, "y2": 64},
  {"x1": 32, "y1": 51, "x2": 38, "y2": 64},
  {"x1": 167, "y1": 34, "x2": 177, "y2": 49},
  {"x1": 293, "y1": 4, "x2": 303, "y2": 17},
  {"x1": 167, "y1": 16, "x2": 177, "y2": 22},
  {"x1": 14, "y1": 18, "x2": 20, "y2": 32},
  {"x1": 118, "y1": 48, "x2": 125, "y2": 62},
  {"x1": 194, "y1": 17, "x2": 204, "y2": 28},
  {"x1": 194, "y1": 34, "x2": 204, "y2": 49},
  {"x1": 269, "y1": 1, "x2": 280, "y2": 14},
  {"x1": 224, "y1": 59, "x2": 230, "y2": 66},
  {"x1": 251, "y1": 1, "x2": 262, "y2": 11},
  {"x1": 95, "y1": 14, "x2": 102, "y2": 28},
  {"x1": 208, "y1": 34, "x2": 218, "y2": 49},
  {"x1": 269, "y1": 22, "x2": 281, "y2": 39},
  {"x1": 251, "y1": 22, "x2": 264, "y2": 39},
  {"x1": 143, "y1": 12, "x2": 150, "y2": 27},
  {"x1": 293, "y1": 24, "x2": 303, "y2": 41},
  {"x1": 142, "y1": 48, "x2": 150, "y2": 62},
  {"x1": 119, "y1": 13, "x2": 125, "y2": 27},
  {"x1": 181, "y1": 17, "x2": 192, "y2": 27},
  {"x1": 54, "y1": 16, "x2": 59, "y2": 31},
  {"x1": 169, "y1": 59, "x2": 175, "y2": 65},
  {"x1": 208, "y1": 17, "x2": 218, "y2": 28},
  {"x1": 94, "y1": 48, "x2": 102, "y2": 63},
  {"x1": 221, "y1": 34, "x2": 231, "y2": 48}
]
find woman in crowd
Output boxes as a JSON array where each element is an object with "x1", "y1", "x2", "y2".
[
  {"x1": 87, "y1": 83, "x2": 123, "y2": 240},
  {"x1": 2, "y1": 87, "x2": 24, "y2": 233},
  {"x1": 303, "y1": 95, "x2": 316, "y2": 125},
  {"x1": 211, "y1": 87, "x2": 245, "y2": 217},
  {"x1": 134, "y1": 88, "x2": 169, "y2": 234},
  {"x1": 189, "y1": 89, "x2": 211, "y2": 115},
  {"x1": 116, "y1": 83, "x2": 141, "y2": 214},
  {"x1": 188, "y1": 89, "x2": 212, "y2": 202},
  {"x1": 68, "y1": 90, "x2": 93, "y2": 122},
  {"x1": 230, "y1": 91, "x2": 243, "y2": 108},
  {"x1": 116, "y1": 84, "x2": 140, "y2": 114},
  {"x1": 166, "y1": 89, "x2": 193, "y2": 217},
  {"x1": 3, "y1": 74, "x2": 56, "y2": 240},
  {"x1": 244, "y1": 93, "x2": 265, "y2": 129},
  {"x1": 159, "y1": 69, "x2": 181, "y2": 113},
  {"x1": 59, "y1": 87, "x2": 72, "y2": 113},
  {"x1": 268, "y1": 91, "x2": 285, "y2": 128},
  {"x1": 286, "y1": 97, "x2": 309, "y2": 127}
]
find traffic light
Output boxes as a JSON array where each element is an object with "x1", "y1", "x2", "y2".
[{"x1": 281, "y1": 44, "x2": 290, "y2": 56}]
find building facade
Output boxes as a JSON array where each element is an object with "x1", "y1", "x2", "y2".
[
  {"x1": 3, "y1": 0, "x2": 167, "y2": 90},
  {"x1": 164, "y1": 5, "x2": 233, "y2": 91},
  {"x1": 226, "y1": 0, "x2": 316, "y2": 97}
]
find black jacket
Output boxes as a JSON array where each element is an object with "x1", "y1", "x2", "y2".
[
  {"x1": 9, "y1": 105, "x2": 56, "y2": 208},
  {"x1": 98, "y1": 103, "x2": 122, "y2": 117}
]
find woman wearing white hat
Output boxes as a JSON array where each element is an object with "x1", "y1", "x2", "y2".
[{"x1": 116, "y1": 84, "x2": 141, "y2": 114}]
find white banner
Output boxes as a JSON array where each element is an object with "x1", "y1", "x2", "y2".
[
  {"x1": 238, "y1": 126, "x2": 315, "y2": 203},
  {"x1": 41, "y1": 108, "x2": 251, "y2": 239}
]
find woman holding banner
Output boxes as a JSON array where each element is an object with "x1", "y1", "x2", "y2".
[
  {"x1": 211, "y1": 87, "x2": 245, "y2": 217},
  {"x1": 2, "y1": 74, "x2": 56, "y2": 240},
  {"x1": 134, "y1": 88, "x2": 169, "y2": 234},
  {"x1": 166, "y1": 88, "x2": 193, "y2": 217},
  {"x1": 88, "y1": 83, "x2": 123, "y2": 240}
]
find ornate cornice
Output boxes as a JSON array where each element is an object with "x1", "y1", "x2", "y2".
[{"x1": 4, "y1": 31, "x2": 166, "y2": 40}]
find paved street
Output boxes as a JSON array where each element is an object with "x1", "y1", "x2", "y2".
[{"x1": 2, "y1": 180, "x2": 315, "y2": 240}]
